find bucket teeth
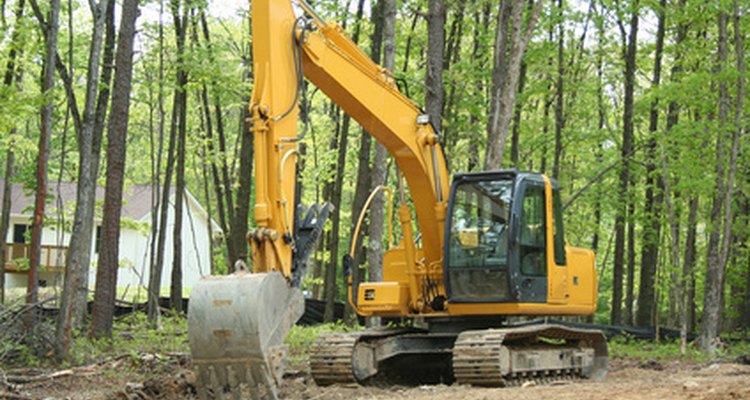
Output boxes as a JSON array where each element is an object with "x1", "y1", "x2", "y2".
[{"x1": 194, "y1": 362, "x2": 279, "y2": 400}]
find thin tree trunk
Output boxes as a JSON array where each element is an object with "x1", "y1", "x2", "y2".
[
  {"x1": 612, "y1": 0, "x2": 638, "y2": 326},
  {"x1": 90, "y1": 0, "x2": 139, "y2": 337},
  {"x1": 0, "y1": 0, "x2": 26, "y2": 305},
  {"x1": 28, "y1": 0, "x2": 60, "y2": 327},
  {"x1": 700, "y1": 7, "x2": 730, "y2": 354},
  {"x1": 625, "y1": 203, "x2": 636, "y2": 326},
  {"x1": 636, "y1": 0, "x2": 665, "y2": 328},
  {"x1": 338, "y1": 0, "x2": 365, "y2": 324},
  {"x1": 148, "y1": 65, "x2": 180, "y2": 326},
  {"x1": 169, "y1": 0, "x2": 188, "y2": 312},
  {"x1": 228, "y1": 9, "x2": 254, "y2": 270},
  {"x1": 509, "y1": 60, "x2": 526, "y2": 168},
  {"x1": 366, "y1": 0, "x2": 395, "y2": 287},
  {"x1": 147, "y1": 0, "x2": 166, "y2": 315},
  {"x1": 425, "y1": 0, "x2": 445, "y2": 132},
  {"x1": 552, "y1": 0, "x2": 564, "y2": 179}
]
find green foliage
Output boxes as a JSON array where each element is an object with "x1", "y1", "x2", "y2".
[
  {"x1": 285, "y1": 322, "x2": 358, "y2": 365},
  {"x1": 68, "y1": 313, "x2": 189, "y2": 366}
]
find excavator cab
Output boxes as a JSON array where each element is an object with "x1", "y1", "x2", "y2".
[{"x1": 444, "y1": 169, "x2": 577, "y2": 307}]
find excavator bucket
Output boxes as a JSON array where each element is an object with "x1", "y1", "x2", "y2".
[{"x1": 188, "y1": 271, "x2": 304, "y2": 400}]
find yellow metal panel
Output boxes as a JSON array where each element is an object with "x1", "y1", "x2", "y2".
[
  {"x1": 357, "y1": 282, "x2": 410, "y2": 316},
  {"x1": 445, "y1": 302, "x2": 595, "y2": 316},
  {"x1": 566, "y1": 246, "x2": 597, "y2": 309}
]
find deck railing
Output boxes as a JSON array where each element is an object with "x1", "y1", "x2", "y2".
[{"x1": 2, "y1": 243, "x2": 68, "y2": 272}]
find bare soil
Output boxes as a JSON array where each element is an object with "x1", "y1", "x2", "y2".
[{"x1": 3, "y1": 357, "x2": 749, "y2": 400}]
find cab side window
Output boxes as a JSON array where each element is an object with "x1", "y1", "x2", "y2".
[{"x1": 520, "y1": 186, "x2": 546, "y2": 276}]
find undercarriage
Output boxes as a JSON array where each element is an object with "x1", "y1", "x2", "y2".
[{"x1": 310, "y1": 321, "x2": 608, "y2": 387}]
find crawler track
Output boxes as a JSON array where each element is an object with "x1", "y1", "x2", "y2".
[
  {"x1": 452, "y1": 324, "x2": 608, "y2": 386},
  {"x1": 309, "y1": 333, "x2": 361, "y2": 385}
]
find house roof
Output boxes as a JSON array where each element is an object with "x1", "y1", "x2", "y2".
[{"x1": 0, "y1": 179, "x2": 184, "y2": 222}]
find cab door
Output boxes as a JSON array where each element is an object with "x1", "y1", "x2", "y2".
[
  {"x1": 544, "y1": 178, "x2": 568, "y2": 304},
  {"x1": 514, "y1": 179, "x2": 548, "y2": 303}
]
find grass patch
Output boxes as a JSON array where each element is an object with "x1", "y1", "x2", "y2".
[
  {"x1": 285, "y1": 322, "x2": 357, "y2": 366},
  {"x1": 608, "y1": 335, "x2": 750, "y2": 363}
]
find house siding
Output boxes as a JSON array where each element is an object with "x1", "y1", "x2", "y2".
[{"x1": 3, "y1": 189, "x2": 218, "y2": 296}]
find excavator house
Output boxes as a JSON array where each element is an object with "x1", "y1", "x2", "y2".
[{"x1": 187, "y1": 0, "x2": 608, "y2": 398}]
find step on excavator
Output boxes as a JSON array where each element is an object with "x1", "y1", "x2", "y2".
[{"x1": 187, "y1": 0, "x2": 608, "y2": 398}]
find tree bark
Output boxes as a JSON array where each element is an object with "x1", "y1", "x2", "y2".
[
  {"x1": 635, "y1": 0, "x2": 665, "y2": 328},
  {"x1": 169, "y1": 0, "x2": 188, "y2": 312},
  {"x1": 425, "y1": 0, "x2": 445, "y2": 132},
  {"x1": 0, "y1": 0, "x2": 26, "y2": 305},
  {"x1": 27, "y1": 0, "x2": 60, "y2": 329},
  {"x1": 484, "y1": 0, "x2": 541, "y2": 169},
  {"x1": 337, "y1": 0, "x2": 365, "y2": 324},
  {"x1": 612, "y1": 0, "x2": 638, "y2": 326},
  {"x1": 90, "y1": 0, "x2": 140, "y2": 338},
  {"x1": 366, "y1": 0, "x2": 395, "y2": 286},
  {"x1": 228, "y1": 6, "x2": 254, "y2": 271},
  {"x1": 700, "y1": 7, "x2": 730, "y2": 354},
  {"x1": 552, "y1": 0, "x2": 564, "y2": 179}
]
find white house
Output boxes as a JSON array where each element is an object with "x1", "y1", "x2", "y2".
[{"x1": 1, "y1": 180, "x2": 222, "y2": 295}]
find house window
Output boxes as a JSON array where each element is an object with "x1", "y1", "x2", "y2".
[
  {"x1": 95, "y1": 226, "x2": 101, "y2": 253},
  {"x1": 13, "y1": 224, "x2": 30, "y2": 244}
]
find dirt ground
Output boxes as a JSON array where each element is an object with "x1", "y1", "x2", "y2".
[{"x1": 3, "y1": 357, "x2": 750, "y2": 400}]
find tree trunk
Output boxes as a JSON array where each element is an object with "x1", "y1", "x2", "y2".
[
  {"x1": 425, "y1": 0, "x2": 445, "y2": 132},
  {"x1": 149, "y1": 65, "x2": 180, "y2": 326},
  {"x1": 169, "y1": 0, "x2": 188, "y2": 313},
  {"x1": 0, "y1": 0, "x2": 26, "y2": 305},
  {"x1": 509, "y1": 60, "x2": 526, "y2": 168},
  {"x1": 612, "y1": 1, "x2": 638, "y2": 326},
  {"x1": 636, "y1": 0, "x2": 665, "y2": 328},
  {"x1": 228, "y1": 6, "x2": 254, "y2": 270},
  {"x1": 442, "y1": 0, "x2": 465, "y2": 151},
  {"x1": 552, "y1": 0, "x2": 564, "y2": 179},
  {"x1": 332, "y1": 0, "x2": 383, "y2": 323},
  {"x1": 90, "y1": 0, "x2": 139, "y2": 338},
  {"x1": 700, "y1": 7, "x2": 730, "y2": 354},
  {"x1": 338, "y1": 0, "x2": 365, "y2": 324},
  {"x1": 484, "y1": 0, "x2": 541, "y2": 169},
  {"x1": 27, "y1": 0, "x2": 60, "y2": 328},
  {"x1": 196, "y1": 11, "x2": 229, "y2": 264}
]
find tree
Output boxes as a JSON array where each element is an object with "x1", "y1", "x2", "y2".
[
  {"x1": 425, "y1": 0, "x2": 445, "y2": 132},
  {"x1": 365, "y1": 0, "x2": 395, "y2": 300},
  {"x1": 54, "y1": 0, "x2": 115, "y2": 334},
  {"x1": 90, "y1": 0, "x2": 140, "y2": 338},
  {"x1": 169, "y1": 0, "x2": 189, "y2": 313},
  {"x1": 611, "y1": 0, "x2": 638, "y2": 326},
  {"x1": 26, "y1": 0, "x2": 60, "y2": 321},
  {"x1": 700, "y1": 5, "x2": 730, "y2": 354},
  {"x1": 0, "y1": 0, "x2": 26, "y2": 305},
  {"x1": 635, "y1": 0, "x2": 665, "y2": 328},
  {"x1": 484, "y1": 0, "x2": 542, "y2": 169}
]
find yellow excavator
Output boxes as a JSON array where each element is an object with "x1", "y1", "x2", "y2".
[{"x1": 187, "y1": 0, "x2": 608, "y2": 398}]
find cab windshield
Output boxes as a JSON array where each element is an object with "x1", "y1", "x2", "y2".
[{"x1": 446, "y1": 178, "x2": 513, "y2": 301}]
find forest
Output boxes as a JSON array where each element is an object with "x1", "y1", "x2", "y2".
[{"x1": 0, "y1": 0, "x2": 748, "y2": 374}]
